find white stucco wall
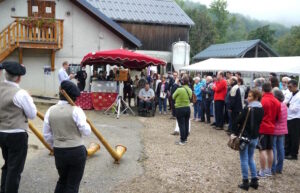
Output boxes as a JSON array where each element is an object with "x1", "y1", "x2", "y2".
[{"x1": 0, "y1": 0, "x2": 124, "y2": 97}]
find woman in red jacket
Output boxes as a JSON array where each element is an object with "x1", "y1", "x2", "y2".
[{"x1": 212, "y1": 71, "x2": 227, "y2": 130}]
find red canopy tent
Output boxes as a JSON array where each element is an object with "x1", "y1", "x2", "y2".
[
  {"x1": 77, "y1": 49, "x2": 166, "y2": 113},
  {"x1": 80, "y1": 49, "x2": 166, "y2": 70}
]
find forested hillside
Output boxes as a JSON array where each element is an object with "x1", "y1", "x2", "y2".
[{"x1": 175, "y1": 0, "x2": 300, "y2": 57}]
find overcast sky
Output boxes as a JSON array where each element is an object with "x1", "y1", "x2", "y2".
[{"x1": 191, "y1": 0, "x2": 300, "y2": 27}]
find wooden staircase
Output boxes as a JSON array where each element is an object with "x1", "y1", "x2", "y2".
[{"x1": 0, "y1": 17, "x2": 64, "y2": 70}]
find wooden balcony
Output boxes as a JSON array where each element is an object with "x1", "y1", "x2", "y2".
[{"x1": 0, "y1": 17, "x2": 64, "y2": 70}]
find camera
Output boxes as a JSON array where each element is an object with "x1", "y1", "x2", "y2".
[
  {"x1": 240, "y1": 136, "x2": 250, "y2": 143},
  {"x1": 239, "y1": 137, "x2": 250, "y2": 151}
]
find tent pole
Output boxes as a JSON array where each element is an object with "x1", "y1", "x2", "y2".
[{"x1": 251, "y1": 73, "x2": 254, "y2": 88}]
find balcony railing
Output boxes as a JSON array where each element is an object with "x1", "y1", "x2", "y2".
[{"x1": 0, "y1": 16, "x2": 64, "y2": 53}]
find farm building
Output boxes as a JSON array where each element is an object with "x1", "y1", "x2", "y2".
[
  {"x1": 0, "y1": 0, "x2": 193, "y2": 96},
  {"x1": 192, "y1": 39, "x2": 279, "y2": 62}
]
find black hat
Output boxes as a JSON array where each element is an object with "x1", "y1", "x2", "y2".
[
  {"x1": 60, "y1": 80, "x2": 80, "y2": 100},
  {"x1": 2, "y1": 61, "x2": 26, "y2": 76}
]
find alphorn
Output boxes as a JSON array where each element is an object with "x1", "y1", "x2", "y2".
[
  {"x1": 61, "y1": 89, "x2": 127, "y2": 163},
  {"x1": 28, "y1": 121, "x2": 53, "y2": 154},
  {"x1": 29, "y1": 112, "x2": 100, "y2": 157}
]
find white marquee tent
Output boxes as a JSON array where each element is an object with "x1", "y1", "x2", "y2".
[{"x1": 181, "y1": 57, "x2": 300, "y2": 75}]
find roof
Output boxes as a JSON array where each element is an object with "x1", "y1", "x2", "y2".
[
  {"x1": 193, "y1": 39, "x2": 279, "y2": 60},
  {"x1": 85, "y1": 0, "x2": 195, "y2": 26},
  {"x1": 71, "y1": 0, "x2": 142, "y2": 48},
  {"x1": 81, "y1": 49, "x2": 166, "y2": 69},
  {"x1": 181, "y1": 57, "x2": 300, "y2": 75}
]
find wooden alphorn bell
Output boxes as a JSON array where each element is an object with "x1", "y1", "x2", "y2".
[
  {"x1": 61, "y1": 89, "x2": 127, "y2": 163},
  {"x1": 28, "y1": 112, "x2": 100, "y2": 157}
]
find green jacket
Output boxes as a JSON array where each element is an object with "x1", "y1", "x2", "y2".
[{"x1": 172, "y1": 85, "x2": 192, "y2": 108}]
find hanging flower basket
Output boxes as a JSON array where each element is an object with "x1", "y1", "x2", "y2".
[{"x1": 21, "y1": 18, "x2": 56, "y2": 29}]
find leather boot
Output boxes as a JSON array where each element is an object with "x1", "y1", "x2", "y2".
[
  {"x1": 238, "y1": 179, "x2": 249, "y2": 191},
  {"x1": 250, "y1": 177, "x2": 259, "y2": 189}
]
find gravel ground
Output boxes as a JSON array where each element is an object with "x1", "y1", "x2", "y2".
[
  {"x1": 113, "y1": 111, "x2": 300, "y2": 193},
  {"x1": 1, "y1": 103, "x2": 299, "y2": 193}
]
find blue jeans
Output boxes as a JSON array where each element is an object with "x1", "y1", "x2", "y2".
[
  {"x1": 239, "y1": 138, "x2": 258, "y2": 180},
  {"x1": 193, "y1": 100, "x2": 201, "y2": 119},
  {"x1": 158, "y1": 97, "x2": 167, "y2": 112},
  {"x1": 272, "y1": 135, "x2": 285, "y2": 173}
]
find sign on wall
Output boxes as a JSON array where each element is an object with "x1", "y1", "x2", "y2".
[{"x1": 44, "y1": 66, "x2": 51, "y2": 75}]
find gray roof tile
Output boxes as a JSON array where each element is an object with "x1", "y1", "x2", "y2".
[
  {"x1": 193, "y1": 39, "x2": 279, "y2": 60},
  {"x1": 86, "y1": 0, "x2": 194, "y2": 26},
  {"x1": 73, "y1": 0, "x2": 142, "y2": 47}
]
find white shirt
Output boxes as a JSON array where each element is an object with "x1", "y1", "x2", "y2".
[
  {"x1": 139, "y1": 88, "x2": 155, "y2": 99},
  {"x1": 155, "y1": 79, "x2": 161, "y2": 92},
  {"x1": 43, "y1": 101, "x2": 91, "y2": 147},
  {"x1": 287, "y1": 91, "x2": 300, "y2": 120},
  {"x1": 239, "y1": 85, "x2": 246, "y2": 108},
  {"x1": 0, "y1": 80, "x2": 37, "y2": 133},
  {"x1": 58, "y1": 68, "x2": 70, "y2": 83},
  {"x1": 282, "y1": 88, "x2": 292, "y2": 103}
]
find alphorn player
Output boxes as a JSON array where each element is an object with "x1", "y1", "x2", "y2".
[
  {"x1": 43, "y1": 80, "x2": 91, "y2": 193},
  {"x1": 0, "y1": 61, "x2": 37, "y2": 193}
]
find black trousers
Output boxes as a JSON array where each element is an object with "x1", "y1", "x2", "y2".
[
  {"x1": 77, "y1": 82, "x2": 86, "y2": 92},
  {"x1": 139, "y1": 100, "x2": 152, "y2": 110},
  {"x1": 230, "y1": 111, "x2": 240, "y2": 133},
  {"x1": 54, "y1": 145, "x2": 87, "y2": 193},
  {"x1": 200, "y1": 100, "x2": 209, "y2": 122},
  {"x1": 171, "y1": 99, "x2": 176, "y2": 117},
  {"x1": 214, "y1": 100, "x2": 225, "y2": 128},
  {"x1": 175, "y1": 107, "x2": 191, "y2": 142},
  {"x1": 285, "y1": 118, "x2": 300, "y2": 158},
  {"x1": 123, "y1": 89, "x2": 132, "y2": 107},
  {"x1": 168, "y1": 95, "x2": 172, "y2": 110},
  {"x1": 0, "y1": 132, "x2": 28, "y2": 193},
  {"x1": 204, "y1": 100, "x2": 212, "y2": 123},
  {"x1": 224, "y1": 103, "x2": 229, "y2": 124}
]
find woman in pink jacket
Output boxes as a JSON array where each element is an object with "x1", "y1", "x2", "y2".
[{"x1": 272, "y1": 89, "x2": 288, "y2": 174}]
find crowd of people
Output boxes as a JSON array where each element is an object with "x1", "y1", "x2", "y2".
[
  {"x1": 1, "y1": 60, "x2": 299, "y2": 193},
  {"x1": 138, "y1": 69, "x2": 300, "y2": 191}
]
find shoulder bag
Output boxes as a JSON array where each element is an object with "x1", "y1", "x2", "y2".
[
  {"x1": 227, "y1": 108, "x2": 251, "y2": 151},
  {"x1": 192, "y1": 93, "x2": 197, "y2": 104},
  {"x1": 183, "y1": 87, "x2": 193, "y2": 103}
]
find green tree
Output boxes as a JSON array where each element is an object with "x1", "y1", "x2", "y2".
[
  {"x1": 174, "y1": 0, "x2": 292, "y2": 56},
  {"x1": 175, "y1": 0, "x2": 185, "y2": 8},
  {"x1": 247, "y1": 25, "x2": 276, "y2": 45},
  {"x1": 186, "y1": 8, "x2": 217, "y2": 57},
  {"x1": 225, "y1": 14, "x2": 248, "y2": 41},
  {"x1": 209, "y1": 0, "x2": 230, "y2": 43},
  {"x1": 275, "y1": 26, "x2": 300, "y2": 56}
]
